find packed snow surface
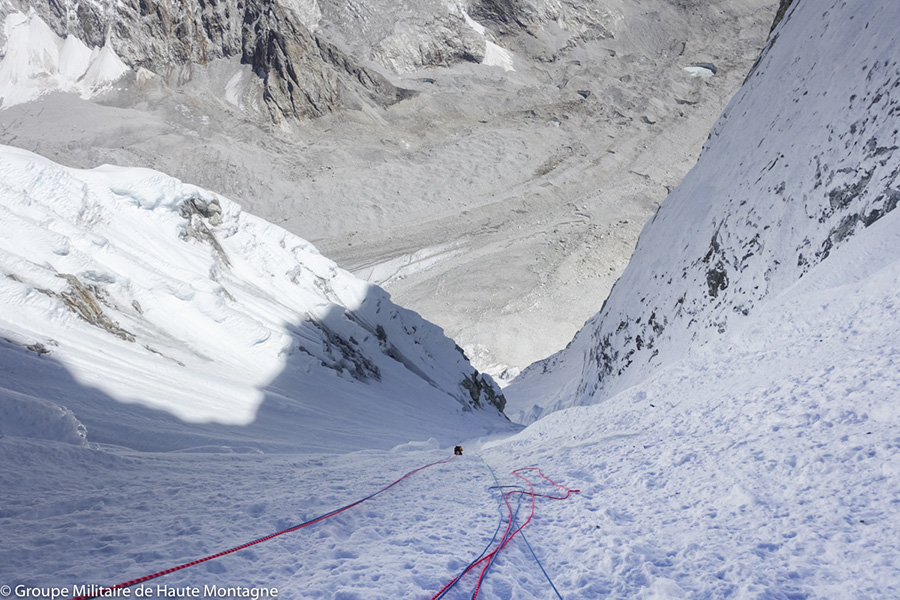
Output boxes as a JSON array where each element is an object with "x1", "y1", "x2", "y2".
[{"x1": 484, "y1": 206, "x2": 900, "y2": 598}]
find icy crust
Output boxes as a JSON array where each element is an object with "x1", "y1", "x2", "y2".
[
  {"x1": 506, "y1": 0, "x2": 900, "y2": 420},
  {"x1": 0, "y1": 145, "x2": 504, "y2": 447}
]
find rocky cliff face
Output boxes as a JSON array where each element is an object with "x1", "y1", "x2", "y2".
[
  {"x1": 1, "y1": 0, "x2": 628, "y2": 119},
  {"x1": 6, "y1": 0, "x2": 412, "y2": 121},
  {"x1": 469, "y1": 0, "x2": 616, "y2": 46},
  {"x1": 506, "y1": 0, "x2": 900, "y2": 422},
  {"x1": 314, "y1": 0, "x2": 489, "y2": 74}
]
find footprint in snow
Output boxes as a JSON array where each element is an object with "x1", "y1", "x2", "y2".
[{"x1": 245, "y1": 502, "x2": 266, "y2": 517}]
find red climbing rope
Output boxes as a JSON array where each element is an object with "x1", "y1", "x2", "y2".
[
  {"x1": 431, "y1": 467, "x2": 579, "y2": 600},
  {"x1": 69, "y1": 455, "x2": 456, "y2": 600}
]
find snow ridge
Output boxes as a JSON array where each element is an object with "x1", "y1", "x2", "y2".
[{"x1": 0, "y1": 145, "x2": 506, "y2": 451}]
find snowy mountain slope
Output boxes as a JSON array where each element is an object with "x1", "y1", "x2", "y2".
[
  {"x1": 0, "y1": 144, "x2": 508, "y2": 453},
  {"x1": 5, "y1": 2, "x2": 900, "y2": 596},
  {"x1": 0, "y1": 437, "x2": 586, "y2": 598},
  {"x1": 2, "y1": 206, "x2": 895, "y2": 598},
  {"x1": 506, "y1": 0, "x2": 900, "y2": 421},
  {"x1": 0, "y1": 9, "x2": 128, "y2": 107},
  {"x1": 482, "y1": 204, "x2": 900, "y2": 598}
]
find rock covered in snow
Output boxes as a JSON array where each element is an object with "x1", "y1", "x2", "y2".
[{"x1": 506, "y1": 0, "x2": 900, "y2": 421}]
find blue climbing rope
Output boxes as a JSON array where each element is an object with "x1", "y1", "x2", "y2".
[
  {"x1": 482, "y1": 460, "x2": 565, "y2": 600},
  {"x1": 432, "y1": 484, "x2": 524, "y2": 600}
]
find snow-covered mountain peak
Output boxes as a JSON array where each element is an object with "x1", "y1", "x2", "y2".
[{"x1": 0, "y1": 145, "x2": 508, "y2": 451}]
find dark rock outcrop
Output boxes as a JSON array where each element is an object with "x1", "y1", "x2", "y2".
[
  {"x1": 54, "y1": 275, "x2": 135, "y2": 342},
  {"x1": 468, "y1": 0, "x2": 614, "y2": 52}
]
